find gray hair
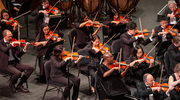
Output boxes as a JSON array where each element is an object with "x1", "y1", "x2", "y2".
[{"x1": 168, "y1": 0, "x2": 176, "y2": 5}]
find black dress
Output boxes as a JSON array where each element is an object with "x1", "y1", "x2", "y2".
[
  {"x1": 74, "y1": 22, "x2": 94, "y2": 49},
  {"x1": 169, "y1": 73, "x2": 180, "y2": 100},
  {"x1": 97, "y1": 64, "x2": 131, "y2": 100}
]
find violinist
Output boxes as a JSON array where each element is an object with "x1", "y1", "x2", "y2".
[
  {"x1": 166, "y1": 35, "x2": 180, "y2": 75},
  {"x1": 103, "y1": 9, "x2": 126, "y2": 40},
  {"x1": 50, "y1": 45, "x2": 82, "y2": 100},
  {"x1": 168, "y1": 63, "x2": 180, "y2": 100},
  {"x1": 96, "y1": 52, "x2": 131, "y2": 100},
  {"x1": 83, "y1": 35, "x2": 103, "y2": 93},
  {"x1": 74, "y1": 12, "x2": 103, "y2": 49},
  {"x1": 0, "y1": 30, "x2": 34, "y2": 93},
  {"x1": 162, "y1": 0, "x2": 180, "y2": 31},
  {"x1": 136, "y1": 73, "x2": 173, "y2": 100},
  {"x1": 120, "y1": 21, "x2": 154, "y2": 61},
  {"x1": 31, "y1": 0, "x2": 61, "y2": 35},
  {"x1": 125, "y1": 45, "x2": 154, "y2": 83},
  {"x1": 35, "y1": 23, "x2": 62, "y2": 83},
  {"x1": 0, "y1": 9, "x2": 18, "y2": 39}
]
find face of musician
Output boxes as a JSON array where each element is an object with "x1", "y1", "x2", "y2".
[
  {"x1": 92, "y1": 38, "x2": 100, "y2": 47},
  {"x1": 114, "y1": 13, "x2": 118, "y2": 19},
  {"x1": 160, "y1": 20, "x2": 168, "y2": 29},
  {"x1": 83, "y1": 16, "x2": 89, "y2": 22},
  {"x1": 43, "y1": 26, "x2": 50, "y2": 35},
  {"x1": 169, "y1": 4, "x2": 177, "y2": 12},
  {"x1": 145, "y1": 74, "x2": 154, "y2": 87},
  {"x1": 4, "y1": 30, "x2": 13, "y2": 42},
  {"x1": 128, "y1": 28, "x2": 137, "y2": 35},
  {"x1": 60, "y1": 48, "x2": 66, "y2": 56},
  {"x1": 42, "y1": 0, "x2": 49, "y2": 8},
  {"x1": 107, "y1": 53, "x2": 114, "y2": 64},
  {"x1": 136, "y1": 48, "x2": 143, "y2": 58},
  {"x1": 2, "y1": 12, "x2": 9, "y2": 20},
  {"x1": 174, "y1": 41, "x2": 180, "y2": 47}
]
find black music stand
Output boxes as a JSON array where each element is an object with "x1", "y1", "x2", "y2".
[
  {"x1": 17, "y1": 0, "x2": 32, "y2": 41},
  {"x1": 49, "y1": 15, "x2": 67, "y2": 30},
  {"x1": 156, "y1": 41, "x2": 172, "y2": 56},
  {"x1": 44, "y1": 40, "x2": 64, "y2": 60}
]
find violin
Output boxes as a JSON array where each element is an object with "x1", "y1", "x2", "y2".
[
  {"x1": 115, "y1": 15, "x2": 129, "y2": 24},
  {"x1": 174, "y1": 8, "x2": 180, "y2": 18},
  {"x1": 46, "y1": 5, "x2": 64, "y2": 15},
  {"x1": 61, "y1": 51, "x2": 89, "y2": 60},
  {"x1": 85, "y1": 21, "x2": 109, "y2": 28},
  {"x1": 4, "y1": 17, "x2": 22, "y2": 28},
  {"x1": 164, "y1": 25, "x2": 179, "y2": 36},
  {"x1": 138, "y1": 53, "x2": 154, "y2": 64},
  {"x1": 133, "y1": 29, "x2": 149, "y2": 37},
  {"x1": 94, "y1": 42, "x2": 109, "y2": 54},
  {"x1": 151, "y1": 82, "x2": 180, "y2": 92},
  {"x1": 45, "y1": 31, "x2": 64, "y2": 41},
  {"x1": 109, "y1": 60, "x2": 127, "y2": 69},
  {"x1": 11, "y1": 38, "x2": 31, "y2": 47}
]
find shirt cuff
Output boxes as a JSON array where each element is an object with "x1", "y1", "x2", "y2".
[
  {"x1": 23, "y1": 49, "x2": 27, "y2": 52},
  {"x1": 135, "y1": 36, "x2": 138, "y2": 39},
  {"x1": 166, "y1": 92, "x2": 170, "y2": 97},
  {"x1": 149, "y1": 37, "x2": 153, "y2": 41}
]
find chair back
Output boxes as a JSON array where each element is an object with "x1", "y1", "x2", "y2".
[
  {"x1": 68, "y1": 28, "x2": 77, "y2": 50},
  {"x1": 44, "y1": 60, "x2": 51, "y2": 83},
  {"x1": 111, "y1": 39, "x2": 123, "y2": 61},
  {"x1": 77, "y1": 49, "x2": 90, "y2": 66}
]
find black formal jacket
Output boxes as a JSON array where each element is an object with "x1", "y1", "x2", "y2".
[
  {"x1": 162, "y1": 8, "x2": 180, "y2": 23},
  {"x1": 0, "y1": 39, "x2": 25, "y2": 70},
  {"x1": 137, "y1": 82, "x2": 168, "y2": 100},
  {"x1": 120, "y1": 32, "x2": 152, "y2": 60},
  {"x1": 167, "y1": 43, "x2": 180, "y2": 71},
  {"x1": 153, "y1": 25, "x2": 172, "y2": 52}
]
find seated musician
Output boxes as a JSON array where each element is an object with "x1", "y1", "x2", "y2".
[
  {"x1": 74, "y1": 12, "x2": 103, "y2": 49},
  {"x1": 166, "y1": 35, "x2": 180, "y2": 74},
  {"x1": 0, "y1": 29, "x2": 34, "y2": 93},
  {"x1": 136, "y1": 73, "x2": 173, "y2": 100},
  {"x1": 96, "y1": 52, "x2": 143, "y2": 100},
  {"x1": 0, "y1": 9, "x2": 18, "y2": 39},
  {"x1": 120, "y1": 21, "x2": 154, "y2": 60},
  {"x1": 103, "y1": 9, "x2": 126, "y2": 40},
  {"x1": 31, "y1": 0, "x2": 61, "y2": 36},
  {"x1": 83, "y1": 34, "x2": 103, "y2": 93},
  {"x1": 50, "y1": 45, "x2": 82, "y2": 100},
  {"x1": 168, "y1": 63, "x2": 180, "y2": 100},
  {"x1": 6, "y1": 0, "x2": 19, "y2": 12},
  {"x1": 162, "y1": 0, "x2": 180, "y2": 32},
  {"x1": 125, "y1": 45, "x2": 154, "y2": 83},
  {"x1": 153, "y1": 16, "x2": 173, "y2": 65},
  {"x1": 35, "y1": 23, "x2": 62, "y2": 83}
]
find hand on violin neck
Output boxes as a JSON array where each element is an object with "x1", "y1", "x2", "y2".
[
  {"x1": 137, "y1": 35, "x2": 144, "y2": 39},
  {"x1": 12, "y1": 41, "x2": 21, "y2": 46},
  {"x1": 54, "y1": 10, "x2": 59, "y2": 14},
  {"x1": 64, "y1": 57, "x2": 72, "y2": 62},
  {"x1": 92, "y1": 47, "x2": 100, "y2": 53},
  {"x1": 1, "y1": 19, "x2": 8, "y2": 22},
  {"x1": 151, "y1": 87, "x2": 161, "y2": 92},
  {"x1": 39, "y1": 10, "x2": 48, "y2": 15},
  {"x1": 75, "y1": 55, "x2": 83, "y2": 64},
  {"x1": 57, "y1": 37, "x2": 62, "y2": 42}
]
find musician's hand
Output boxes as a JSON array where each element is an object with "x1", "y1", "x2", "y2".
[
  {"x1": 151, "y1": 87, "x2": 161, "y2": 92},
  {"x1": 99, "y1": 23, "x2": 103, "y2": 28},
  {"x1": 39, "y1": 10, "x2": 48, "y2": 15},
  {"x1": 1, "y1": 19, "x2": 8, "y2": 22},
  {"x1": 168, "y1": 14, "x2": 175, "y2": 19},
  {"x1": 150, "y1": 59, "x2": 154, "y2": 64},
  {"x1": 137, "y1": 35, "x2": 144, "y2": 39},
  {"x1": 64, "y1": 57, "x2": 72, "y2": 62},
  {"x1": 12, "y1": 41, "x2": 21, "y2": 46},
  {"x1": 14, "y1": 23, "x2": 18, "y2": 27},
  {"x1": 113, "y1": 67, "x2": 121, "y2": 72},
  {"x1": 150, "y1": 29, "x2": 155, "y2": 38},
  {"x1": 42, "y1": 41, "x2": 48, "y2": 46},
  {"x1": 57, "y1": 37, "x2": 62, "y2": 42},
  {"x1": 24, "y1": 42, "x2": 30, "y2": 50},
  {"x1": 54, "y1": 10, "x2": 59, "y2": 14},
  {"x1": 111, "y1": 21, "x2": 120, "y2": 25},
  {"x1": 87, "y1": 20, "x2": 93, "y2": 26},
  {"x1": 75, "y1": 55, "x2": 83, "y2": 63},
  {"x1": 92, "y1": 47, "x2": 100, "y2": 53}
]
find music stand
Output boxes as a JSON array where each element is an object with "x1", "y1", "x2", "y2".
[
  {"x1": 49, "y1": 15, "x2": 67, "y2": 30},
  {"x1": 17, "y1": 0, "x2": 32, "y2": 41},
  {"x1": 156, "y1": 41, "x2": 172, "y2": 56},
  {"x1": 44, "y1": 40, "x2": 64, "y2": 60}
]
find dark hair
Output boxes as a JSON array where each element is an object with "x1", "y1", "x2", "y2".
[
  {"x1": 160, "y1": 15, "x2": 168, "y2": 22},
  {"x1": 110, "y1": 9, "x2": 118, "y2": 18},
  {"x1": 38, "y1": 23, "x2": 49, "y2": 38},
  {"x1": 126, "y1": 21, "x2": 137, "y2": 30},
  {"x1": 41, "y1": 0, "x2": 48, "y2": 3},
  {"x1": 91, "y1": 34, "x2": 100, "y2": 41},
  {"x1": 53, "y1": 45, "x2": 64, "y2": 57},
  {"x1": 76, "y1": 12, "x2": 87, "y2": 23},
  {"x1": 1, "y1": 9, "x2": 10, "y2": 19},
  {"x1": 172, "y1": 35, "x2": 180, "y2": 44},
  {"x1": 131, "y1": 45, "x2": 144, "y2": 60}
]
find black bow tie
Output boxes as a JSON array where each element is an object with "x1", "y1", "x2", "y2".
[{"x1": 5, "y1": 42, "x2": 10, "y2": 44}]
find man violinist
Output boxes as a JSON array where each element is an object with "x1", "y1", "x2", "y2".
[
  {"x1": 31, "y1": 0, "x2": 61, "y2": 36},
  {"x1": 136, "y1": 73, "x2": 173, "y2": 100},
  {"x1": 163, "y1": 0, "x2": 180, "y2": 32},
  {"x1": 0, "y1": 30, "x2": 34, "y2": 93}
]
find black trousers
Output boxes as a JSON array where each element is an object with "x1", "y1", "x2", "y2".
[
  {"x1": 88, "y1": 67, "x2": 97, "y2": 87},
  {"x1": 51, "y1": 73, "x2": 80, "y2": 100},
  {"x1": 7, "y1": 61, "x2": 34, "y2": 85}
]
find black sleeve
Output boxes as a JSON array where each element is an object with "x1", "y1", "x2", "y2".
[
  {"x1": 50, "y1": 56, "x2": 66, "y2": 68},
  {"x1": 120, "y1": 34, "x2": 137, "y2": 45},
  {"x1": 137, "y1": 82, "x2": 153, "y2": 97}
]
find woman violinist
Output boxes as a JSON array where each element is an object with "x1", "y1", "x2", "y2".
[
  {"x1": 168, "y1": 63, "x2": 180, "y2": 100},
  {"x1": 125, "y1": 45, "x2": 155, "y2": 83},
  {"x1": 0, "y1": 9, "x2": 19, "y2": 39},
  {"x1": 50, "y1": 45, "x2": 82, "y2": 100},
  {"x1": 83, "y1": 34, "x2": 104, "y2": 93},
  {"x1": 35, "y1": 23, "x2": 62, "y2": 83},
  {"x1": 103, "y1": 9, "x2": 127, "y2": 40},
  {"x1": 74, "y1": 12, "x2": 103, "y2": 49}
]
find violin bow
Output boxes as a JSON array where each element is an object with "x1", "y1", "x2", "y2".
[
  {"x1": 9, "y1": 10, "x2": 31, "y2": 22},
  {"x1": 93, "y1": 10, "x2": 99, "y2": 22},
  {"x1": 18, "y1": 24, "x2": 20, "y2": 41},
  {"x1": 47, "y1": 0, "x2": 61, "y2": 13},
  {"x1": 145, "y1": 42, "x2": 159, "y2": 57},
  {"x1": 99, "y1": 34, "x2": 116, "y2": 50},
  {"x1": 139, "y1": 17, "x2": 143, "y2": 35},
  {"x1": 122, "y1": 8, "x2": 134, "y2": 20},
  {"x1": 158, "y1": 65, "x2": 164, "y2": 87},
  {"x1": 169, "y1": 18, "x2": 180, "y2": 31},
  {"x1": 71, "y1": 36, "x2": 76, "y2": 59},
  {"x1": 118, "y1": 48, "x2": 122, "y2": 72}
]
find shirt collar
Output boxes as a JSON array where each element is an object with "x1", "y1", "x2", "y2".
[{"x1": 4, "y1": 38, "x2": 8, "y2": 43}]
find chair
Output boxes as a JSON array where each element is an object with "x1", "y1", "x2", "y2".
[
  {"x1": 164, "y1": 51, "x2": 173, "y2": 77},
  {"x1": 111, "y1": 39, "x2": 123, "y2": 61},
  {"x1": 42, "y1": 60, "x2": 65, "y2": 100},
  {"x1": 68, "y1": 28, "x2": 78, "y2": 52},
  {"x1": 77, "y1": 49, "x2": 91, "y2": 90},
  {"x1": 102, "y1": 26, "x2": 109, "y2": 44}
]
